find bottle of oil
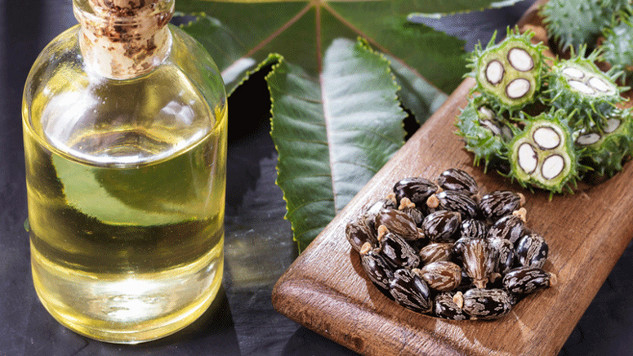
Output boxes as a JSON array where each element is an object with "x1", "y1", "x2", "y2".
[{"x1": 22, "y1": 0, "x2": 227, "y2": 343}]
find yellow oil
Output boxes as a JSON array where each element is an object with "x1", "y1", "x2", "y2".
[{"x1": 22, "y1": 26, "x2": 227, "y2": 343}]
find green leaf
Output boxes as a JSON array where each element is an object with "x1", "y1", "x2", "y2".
[
  {"x1": 407, "y1": 0, "x2": 524, "y2": 19},
  {"x1": 268, "y1": 39, "x2": 407, "y2": 251},
  {"x1": 387, "y1": 54, "x2": 448, "y2": 124},
  {"x1": 175, "y1": 0, "x2": 493, "y2": 94}
]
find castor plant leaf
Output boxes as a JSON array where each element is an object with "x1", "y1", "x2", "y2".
[
  {"x1": 174, "y1": 1, "x2": 532, "y2": 249},
  {"x1": 175, "y1": 0, "x2": 510, "y2": 96},
  {"x1": 267, "y1": 39, "x2": 407, "y2": 251}
]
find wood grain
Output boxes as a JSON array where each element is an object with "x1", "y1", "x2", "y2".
[{"x1": 272, "y1": 2, "x2": 633, "y2": 355}]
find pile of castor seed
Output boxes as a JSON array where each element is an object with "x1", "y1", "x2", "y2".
[{"x1": 345, "y1": 168, "x2": 557, "y2": 320}]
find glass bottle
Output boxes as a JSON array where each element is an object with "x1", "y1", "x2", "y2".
[{"x1": 22, "y1": 0, "x2": 227, "y2": 344}]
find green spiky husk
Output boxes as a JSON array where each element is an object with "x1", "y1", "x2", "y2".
[
  {"x1": 456, "y1": 96, "x2": 514, "y2": 172},
  {"x1": 541, "y1": 0, "x2": 614, "y2": 52},
  {"x1": 467, "y1": 28, "x2": 548, "y2": 114},
  {"x1": 602, "y1": 8, "x2": 633, "y2": 81},
  {"x1": 507, "y1": 110, "x2": 582, "y2": 194},
  {"x1": 575, "y1": 109, "x2": 633, "y2": 177},
  {"x1": 546, "y1": 47, "x2": 626, "y2": 129}
]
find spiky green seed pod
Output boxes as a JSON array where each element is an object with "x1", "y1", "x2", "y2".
[
  {"x1": 456, "y1": 96, "x2": 514, "y2": 172},
  {"x1": 507, "y1": 110, "x2": 581, "y2": 194},
  {"x1": 468, "y1": 29, "x2": 547, "y2": 114},
  {"x1": 575, "y1": 109, "x2": 633, "y2": 177},
  {"x1": 541, "y1": 0, "x2": 616, "y2": 52},
  {"x1": 546, "y1": 47, "x2": 626, "y2": 129},
  {"x1": 602, "y1": 8, "x2": 633, "y2": 81}
]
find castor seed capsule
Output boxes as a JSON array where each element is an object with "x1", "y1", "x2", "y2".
[
  {"x1": 437, "y1": 168, "x2": 479, "y2": 197},
  {"x1": 415, "y1": 261, "x2": 462, "y2": 291},
  {"x1": 345, "y1": 218, "x2": 377, "y2": 253},
  {"x1": 461, "y1": 219, "x2": 488, "y2": 239},
  {"x1": 375, "y1": 209, "x2": 424, "y2": 241},
  {"x1": 459, "y1": 238, "x2": 494, "y2": 288},
  {"x1": 379, "y1": 232, "x2": 420, "y2": 269},
  {"x1": 419, "y1": 242, "x2": 453, "y2": 264},
  {"x1": 360, "y1": 245, "x2": 393, "y2": 291},
  {"x1": 422, "y1": 210, "x2": 461, "y2": 243},
  {"x1": 479, "y1": 190, "x2": 524, "y2": 220},
  {"x1": 487, "y1": 214, "x2": 527, "y2": 245},
  {"x1": 516, "y1": 233, "x2": 549, "y2": 268},
  {"x1": 503, "y1": 266, "x2": 552, "y2": 295},
  {"x1": 434, "y1": 292, "x2": 468, "y2": 320},
  {"x1": 393, "y1": 177, "x2": 438, "y2": 206},
  {"x1": 389, "y1": 268, "x2": 432, "y2": 313},
  {"x1": 462, "y1": 288, "x2": 513, "y2": 320},
  {"x1": 430, "y1": 191, "x2": 478, "y2": 218}
]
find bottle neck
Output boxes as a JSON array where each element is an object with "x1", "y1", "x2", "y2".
[{"x1": 73, "y1": 0, "x2": 174, "y2": 80}]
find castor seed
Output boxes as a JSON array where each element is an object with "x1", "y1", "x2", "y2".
[
  {"x1": 389, "y1": 269, "x2": 432, "y2": 313},
  {"x1": 462, "y1": 288, "x2": 513, "y2": 320},
  {"x1": 437, "y1": 168, "x2": 479, "y2": 197}
]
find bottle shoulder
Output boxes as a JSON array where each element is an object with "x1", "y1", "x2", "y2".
[{"x1": 23, "y1": 25, "x2": 227, "y2": 166}]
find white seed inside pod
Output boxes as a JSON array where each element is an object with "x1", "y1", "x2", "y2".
[
  {"x1": 587, "y1": 76, "x2": 613, "y2": 93},
  {"x1": 478, "y1": 106, "x2": 495, "y2": 120},
  {"x1": 576, "y1": 133, "x2": 601, "y2": 145},
  {"x1": 541, "y1": 154, "x2": 565, "y2": 179},
  {"x1": 605, "y1": 118, "x2": 621, "y2": 133},
  {"x1": 486, "y1": 60, "x2": 504, "y2": 85},
  {"x1": 480, "y1": 119, "x2": 502, "y2": 136},
  {"x1": 518, "y1": 143, "x2": 538, "y2": 174},
  {"x1": 533, "y1": 127, "x2": 561, "y2": 150},
  {"x1": 506, "y1": 78, "x2": 531, "y2": 99},
  {"x1": 562, "y1": 66, "x2": 584, "y2": 80},
  {"x1": 507, "y1": 48, "x2": 534, "y2": 71},
  {"x1": 568, "y1": 80, "x2": 596, "y2": 95}
]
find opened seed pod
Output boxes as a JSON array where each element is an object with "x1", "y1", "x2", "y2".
[
  {"x1": 507, "y1": 111, "x2": 582, "y2": 194},
  {"x1": 468, "y1": 28, "x2": 547, "y2": 113},
  {"x1": 575, "y1": 109, "x2": 633, "y2": 178},
  {"x1": 456, "y1": 96, "x2": 514, "y2": 171},
  {"x1": 546, "y1": 47, "x2": 626, "y2": 130}
]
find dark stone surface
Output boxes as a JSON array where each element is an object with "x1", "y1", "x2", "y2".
[{"x1": 1, "y1": 0, "x2": 631, "y2": 355}]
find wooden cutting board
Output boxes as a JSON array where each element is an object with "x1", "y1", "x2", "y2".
[{"x1": 272, "y1": 2, "x2": 633, "y2": 355}]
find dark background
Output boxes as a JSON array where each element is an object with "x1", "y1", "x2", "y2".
[{"x1": 1, "y1": 0, "x2": 632, "y2": 355}]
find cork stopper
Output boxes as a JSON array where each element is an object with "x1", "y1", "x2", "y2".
[{"x1": 74, "y1": 0, "x2": 174, "y2": 79}]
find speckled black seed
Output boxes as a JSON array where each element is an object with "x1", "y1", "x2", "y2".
[
  {"x1": 461, "y1": 219, "x2": 488, "y2": 239},
  {"x1": 363, "y1": 199, "x2": 396, "y2": 230},
  {"x1": 401, "y1": 206, "x2": 424, "y2": 226},
  {"x1": 417, "y1": 261, "x2": 462, "y2": 291},
  {"x1": 437, "y1": 168, "x2": 479, "y2": 197},
  {"x1": 379, "y1": 232, "x2": 420, "y2": 269},
  {"x1": 479, "y1": 191, "x2": 522, "y2": 220},
  {"x1": 462, "y1": 288, "x2": 513, "y2": 320},
  {"x1": 345, "y1": 218, "x2": 377, "y2": 253},
  {"x1": 360, "y1": 249, "x2": 394, "y2": 290},
  {"x1": 422, "y1": 210, "x2": 462, "y2": 243},
  {"x1": 516, "y1": 233, "x2": 548, "y2": 268},
  {"x1": 488, "y1": 236, "x2": 515, "y2": 274},
  {"x1": 389, "y1": 269, "x2": 432, "y2": 313},
  {"x1": 434, "y1": 292, "x2": 468, "y2": 320},
  {"x1": 434, "y1": 191, "x2": 478, "y2": 218},
  {"x1": 375, "y1": 209, "x2": 422, "y2": 241},
  {"x1": 487, "y1": 215, "x2": 527, "y2": 245},
  {"x1": 459, "y1": 238, "x2": 494, "y2": 288},
  {"x1": 393, "y1": 177, "x2": 438, "y2": 206},
  {"x1": 503, "y1": 266, "x2": 551, "y2": 295},
  {"x1": 419, "y1": 242, "x2": 453, "y2": 264}
]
